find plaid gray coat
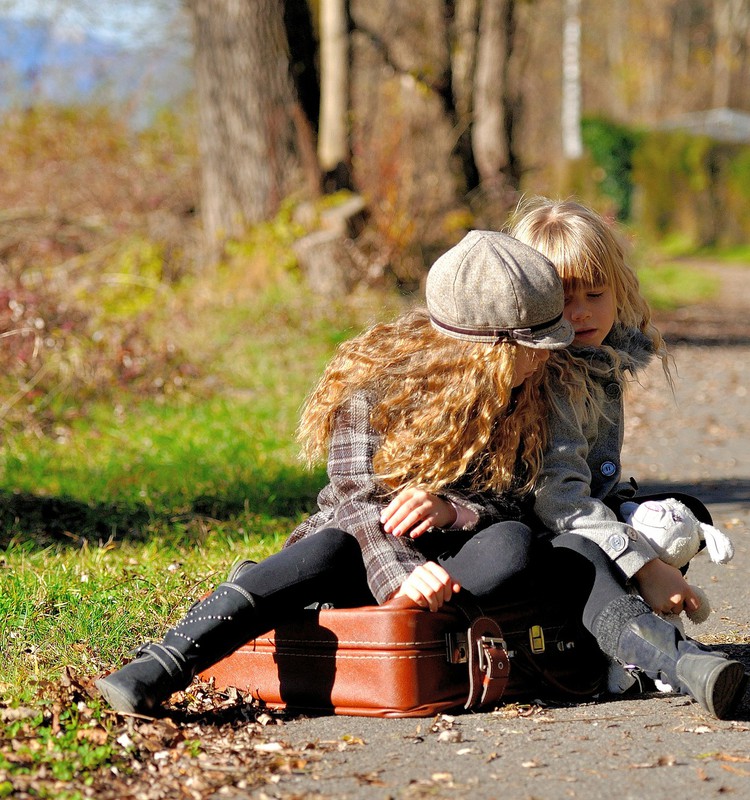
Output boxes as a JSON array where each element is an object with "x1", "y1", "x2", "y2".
[{"x1": 284, "y1": 390, "x2": 523, "y2": 604}]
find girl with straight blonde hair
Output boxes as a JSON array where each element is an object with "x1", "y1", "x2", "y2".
[{"x1": 507, "y1": 197, "x2": 746, "y2": 720}]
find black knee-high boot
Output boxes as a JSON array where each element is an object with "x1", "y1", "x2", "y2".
[
  {"x1": 96, "y1": 582, "x2": 258, "y2": 716},
  {"x1": 595, "y1": 596, "x2": 747, "y2": 719}
]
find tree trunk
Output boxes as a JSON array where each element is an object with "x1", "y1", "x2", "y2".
[
  {"x1": 561, "y1": 0, "x2": 583, "y2": 159},
  {"x1": 318, "y1": 0, "x2": 350, "y2": 183},
  {"x1": 450, "y1": 0, "x2": 481, "y2": 194},
  {"x1": 473, "y1": 0, "x2": 507, "y2": 184},
  {"x1": 186, "y1": 0, "x2": 303, "y2": 251},
  {"x1": 712, "y1": 0, "x2": 750, "y2": 109},
  {"x1": 473, "y1": 0, "x2": 524, "y2": 192}
]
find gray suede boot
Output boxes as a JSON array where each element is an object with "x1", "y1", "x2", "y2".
[
  {"x1": 96, "y1": 581, "x2": 257, "y2": 716},
  {"x1": 595, "y1": 596, "x2": 747, "y2": 719}
]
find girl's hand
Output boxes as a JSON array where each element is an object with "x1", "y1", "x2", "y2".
[
  {"x1": 633, "y1": 559, "x2": 701, "y2": 616},
  {"x1": 380, "y1": 488, "x2": 457, "y2": 538},
  {"x1": 393, "y1": 562, "x2": 461, "y2": 612}
]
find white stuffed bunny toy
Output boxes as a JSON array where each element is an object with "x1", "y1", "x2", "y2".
[{"x1": 606, "y1": 497, "x2": 735, "y2": 693}]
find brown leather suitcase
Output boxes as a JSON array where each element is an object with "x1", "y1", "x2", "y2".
[{"x1": 199, "y1": 595, "x2": 606, "y2": 717}]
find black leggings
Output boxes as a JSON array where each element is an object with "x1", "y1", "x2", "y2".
[
  {"x1": 231, "y1": 520, "x2": 535, "y2": 620},
  {"x1": 539, "y1": 533, "x2": 632, "y2": 634}
]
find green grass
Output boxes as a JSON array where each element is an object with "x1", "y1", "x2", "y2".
[
  {"x1": 0, "y1": 273, "x2": 404, "y2": 689},
  {"x1": 636, "y1": 262, "x2": 719, "y2": 310},
  {"x1": 0, "y1": 276, "x2": 402, "y2": 795}
]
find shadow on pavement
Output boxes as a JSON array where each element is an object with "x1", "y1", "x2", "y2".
[
  {"x1": 633, "y1": 479, "x2": 750, "y2": 507},
  {"x1": 655, "y1": 306, "x2": 750, "y2": 348}
]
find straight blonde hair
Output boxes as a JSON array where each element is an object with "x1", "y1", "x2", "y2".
[
  {"x1": 507, "y1": 197, "x2": 672, "y2": 414},
  {"x1": 508, "y1": 197, "x2": 665, "y2": 352}
]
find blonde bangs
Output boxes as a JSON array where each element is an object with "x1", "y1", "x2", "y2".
[{"x1": 508, "y1": 197, "x2": 670, "y2": 348}]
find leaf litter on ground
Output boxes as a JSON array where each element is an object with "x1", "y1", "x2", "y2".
[{"x1": 0, "y1": 668, "x2": 339, "y2": 800}]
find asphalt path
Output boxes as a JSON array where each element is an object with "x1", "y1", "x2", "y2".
[{"x1": 233, "y1": 268, "x2": 750, "y2": 800}]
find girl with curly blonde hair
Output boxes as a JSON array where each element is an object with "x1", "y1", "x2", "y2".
[
  {"x1": 297, "y1": 309, "x2": 546, "y2": 498},
  {"x1": 96, "y1": 230, "x2": 574, "y2": 717},
  {"x1": 508, "y1": 197, "x2": 746, "y2": 720}
]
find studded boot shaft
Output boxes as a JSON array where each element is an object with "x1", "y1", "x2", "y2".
[{"x1": 96, "y1": 582, "x2": 257, "y2": 716}]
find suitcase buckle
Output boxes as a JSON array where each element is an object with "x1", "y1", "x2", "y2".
[{"x1": 477, "y1": 636, "x2": 508, "y2": 673}]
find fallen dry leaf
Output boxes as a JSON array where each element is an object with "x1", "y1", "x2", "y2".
[
  {"x1": 721, "y1": 764, "x2": 750, "y2": 777},
  {"x1": 631, "y1": 755, "x2": 678, "y2": 768}
]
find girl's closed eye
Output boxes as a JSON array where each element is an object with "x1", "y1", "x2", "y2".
[{"x1": 562, "y1": 283, "x2": 616, "y2": 346}]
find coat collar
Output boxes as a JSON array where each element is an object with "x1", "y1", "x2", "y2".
[{"x1": 570, "y1": 324, "x2": 654, "y2": 376}]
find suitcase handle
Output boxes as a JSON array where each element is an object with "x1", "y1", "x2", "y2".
[{"x1": 382, "y1": 591, "x2": 488, "y2": 622}]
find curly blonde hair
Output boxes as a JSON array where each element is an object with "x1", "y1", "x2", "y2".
[{"x1": 297, "y1": 309, "x2": 549, "y2": 497}]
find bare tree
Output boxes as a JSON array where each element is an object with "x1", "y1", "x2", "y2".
[
  {"x1": 318, "y1": 0, "x2": 350, "y2": 186},
  {"x1": 561, "y1": 0, "x2": 583, "y2": 159},
  {"x1": 712, "y1": 0, "x2": 750, "y2": 108},
  {"x1": 472, "y1": 0, "x2": 529, "y2": 194},
  {"x1": 185, "y1": 0, "x2": 309, "y2": 251}
]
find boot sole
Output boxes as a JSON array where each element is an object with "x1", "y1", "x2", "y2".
[{"x1": 707, "y1": 660, "x2": 747, "y2": 719}]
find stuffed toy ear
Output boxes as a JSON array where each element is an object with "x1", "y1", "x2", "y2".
[
  {"x1": 685, "y1": 585, "x2": 712, "y2": 625},
  {"x1": 701, "y1": 523, "x2": 735, "y2": 564}
]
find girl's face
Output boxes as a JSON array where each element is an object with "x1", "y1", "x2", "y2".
[
  {"x1": 563, "y1": 283, "x2": 616, "y2": 347},
  {"x1": 512, "y1": 346, "x2": 549, "y2": 387}
]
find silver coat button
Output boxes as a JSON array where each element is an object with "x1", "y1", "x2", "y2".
[{"x1": 609, "y1": 534, "x2": 626, "y2": 552}]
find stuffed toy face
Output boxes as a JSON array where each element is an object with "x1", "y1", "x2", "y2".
[
  {"x1": 623, "y1": 499, "x2": 702, "y2": 569},
  {"x1": 621, "y1": 498, "x2": 735, "y2": 569}
]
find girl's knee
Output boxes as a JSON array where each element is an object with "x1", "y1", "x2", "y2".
[
  {"x1": 466, "y1": 522, "x2": 534, "y2": 592},
  {"x1": 311, "y1": 527, "x2": 360, "y2": 564},
  {"x1": 483, "y1": 521, "x2": 534, "y2": 559},
  {"x1": 553, "y1": 532, "x2": 605, "y2": 562}
]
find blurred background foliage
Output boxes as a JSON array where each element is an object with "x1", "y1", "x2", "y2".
[{"x1": 0, "y1": 0, "x2": 747, "y2": 537}]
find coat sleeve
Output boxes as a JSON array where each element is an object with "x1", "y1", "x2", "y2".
[
  {"x1": 439, "y1": 487, "x2": 525, "y2": 529},
  {"x1": 533, "y1": 391, "x2": 658, "y2": 579},
  {"x1": 325, "y1": 392, "x2": 427, "y2": 603}
]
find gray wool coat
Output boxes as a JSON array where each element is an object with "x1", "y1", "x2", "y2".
[
  {"x1": 533, "y1": 325, "x2": 660, "y2": 579},
  {"x1": 284, "y1": 390, "x2": 525, "y2": 604}
]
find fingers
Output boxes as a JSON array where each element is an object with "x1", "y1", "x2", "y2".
[
  {"x1": 380, "y1": 488, "x2": 430, "y2": 535},
  {"x1": 636, "y1": 561, "x2": 701, "y2": 617},
  {"x1": 682, "y1": 586, "x2": 701, "y2": 615},
  {"x1": 395, "y1": 562, "x2": 461, "y2": 612},
  {"x1": 381, "y1": 489, "x2": 453, "y2": 537},
  {"x1": 667, "y1": 586, "x2": 701, "y2": 616}
]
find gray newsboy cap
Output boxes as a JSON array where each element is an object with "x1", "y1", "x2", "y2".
[{"x1": 425, "y1": 230, "x2": 574, "y2": 349}]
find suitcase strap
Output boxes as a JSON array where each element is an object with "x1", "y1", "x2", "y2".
[{"x1": 464, "y1": 613, "x2": 510, "y2": 710}]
